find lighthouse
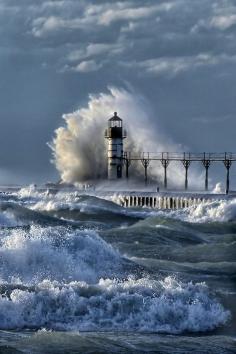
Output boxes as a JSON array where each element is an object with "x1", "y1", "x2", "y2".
[{"x1": 105, "y1": 112, "x2": 126, "y2": 179}]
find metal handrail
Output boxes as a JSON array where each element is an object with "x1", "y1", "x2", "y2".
[{"x1": 122, "y1": 152, "x2": 236, "y2": 161}]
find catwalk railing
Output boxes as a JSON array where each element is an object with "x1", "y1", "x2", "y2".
[{"x1": 121, "y1": 152, "x2": 236, "y2": 194}]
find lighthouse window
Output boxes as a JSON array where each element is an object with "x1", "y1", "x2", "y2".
[{"x1": 110, "y1": 121, "x2": 122, "y2": 128}]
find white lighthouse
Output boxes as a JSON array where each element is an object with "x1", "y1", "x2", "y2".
[{"x1": 105, "y1": 112, "x2": 126, "y2": 179}]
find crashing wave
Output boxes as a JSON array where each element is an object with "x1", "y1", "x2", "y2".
[
  {"x1": 171, "y1": 198, "x2": 236, "y2": 223},
  {"x1": 0, "y1": 226, "x2": 122, "y2": 284},
  {"x1": 0, "y1": 276, "x2": 230, "y2": 333}
]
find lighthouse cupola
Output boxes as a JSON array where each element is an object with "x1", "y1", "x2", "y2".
[{"x1": 105, "y1": 112, "x2": 126, "y2": 179}]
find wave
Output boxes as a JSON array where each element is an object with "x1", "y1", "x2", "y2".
[
  {"x1": 116, "y1": 196, "x2": 236, "y2": 225},
  {"x1": 0, "y1": 186, "x2": 140, "y2": 227},
  {"x1": 0, "y1": 209, "x2": 24, "y2": 227},
  {"x1": 7, "y1": 186, "x2": 236, "y2": 224},
  {"x1": 13, "y1": 186, "x2": 143, "y2": 218},
  {"x1": 0, "y1": 276, "x2": 230, "y2": 333},
  {"x1": 0, "y1": 202, "x2": 37, "y2": 227},
  {"x1": 17, "y1": 184, "x2": 50, "y2": 201},
  {"x1": 0, "y1": 202, "x2": 71, "y2": 228},
  {"x1": 0, "y1": 188, "x2": 233, "y2": 334},
  {"x1": 0, "y1": 225, "x2": 230, "y2": 333},
  {"x1": 11, "y1": 331, "x2": 236, "y2": 354},
  {"x1": 0, "y1": 226, "x2": 122, "y2": 284},
  {"x1": 167, "y1": 198, "x2": 236, "y2": 223},
  {"x1": 104, "y1": 216, "x2": 207, "y2": 250},
  {"x1": 131, "y1": 257, "x2": 236, "y2": 276},
  {"x1": 104, "y1": 213, "x2": 236, "y2": 266},
  {"x1": 32, "y1": 194, "x2": 124, "y2": 214}
]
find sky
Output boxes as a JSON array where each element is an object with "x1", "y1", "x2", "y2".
[{"x1": 1, "y1": 0, "x2": 236, "y2": 187}]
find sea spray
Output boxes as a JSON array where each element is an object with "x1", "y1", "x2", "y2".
[
  {"x1": 50, "y1": 87, "x2": 204, "y2": 188},
  {"x1": 167, "y1": 198, "x2": 236, "y2": 223}
]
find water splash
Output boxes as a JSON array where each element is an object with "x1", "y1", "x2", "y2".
[
  {"x1": 50, "y1": 87, "x2": 203, "y2": 188},
  {"x1": 0, "y1": 275, "x2": 230, "y2": 332},
  {"x1": 163, "y1": 198, "x2": 236, "y2": 223}
]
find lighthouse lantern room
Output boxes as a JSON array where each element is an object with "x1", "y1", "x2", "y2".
[{"x1": 105, "y1": 112, "x2": 126, "y2": 179}]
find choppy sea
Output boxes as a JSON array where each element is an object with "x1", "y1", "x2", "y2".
[{"x1": 0, "y1": 185, "x2": 235, "y2": 354}]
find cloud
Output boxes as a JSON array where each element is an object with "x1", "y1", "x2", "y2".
[
  {"x1": 97, "y1": 3, "x2": 174, "y2": 26},
  {"x1": 64, "y1": 41, "x2": 125, "y2": 72},
  {"x1": 210, "y1": 14, "x2": 236, "y2": 30},
  {"x1": 31, "y1": 16, "x2": 84, "y2": 37},
  {"x1": 30, "y1": 1, "x2": 176, "y2": 38},
  {"x1": 123, "y1": 53, "x2": 236, "y2": 77},
  {"x1": 63, "y1": 41, "x2": 125, "y2": 72},
  {"x1": 192, "y1": 15, "x2": 236, "y2": 33},
  {"x1": 191, "y1": 1, "x2": 236, "y2": 33},
  {"x1": 67, "y1": 42, "x2": 124, "y2": 62},
  {"x1": 72, "y1": 59, "x2": 103, "y2": 73},
  {"x1": 40, "y1": 1, "x2": 72, "y2": 10}
]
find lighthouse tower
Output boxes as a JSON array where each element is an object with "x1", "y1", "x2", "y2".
[{"x1": 105, "y1": 112, "x2": 126, "y2": 179}]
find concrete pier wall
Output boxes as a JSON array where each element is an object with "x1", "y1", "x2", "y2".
[{"x1": 115, "y1": 193, "x2": 226, "y2": 209}]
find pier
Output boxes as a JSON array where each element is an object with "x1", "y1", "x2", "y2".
[
  {"x1": 123, "y1": 152, "x2": 236, "y2": 194},
  {"x1": 114, "y1": 192, "x2": 230, "y2": 209},
  {"x1": 105, "y1": 113, "x2": 236, "y2": 194}
]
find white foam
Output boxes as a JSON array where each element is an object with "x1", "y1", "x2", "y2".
[
  {"x1": 8, "y1": 185, "x2": 236, "y2": 224},
  {"x1": 27, "y1": 191, "x2": 148, "y2": 219},
  {"x1": 15, "y1": 185, "x2": 236, "y2": 224},
  {"x1": 212, "y1": 182, "x2": 224, "y2": 194},
  {"x1": 31, "y1": 195, "x2": 116, "y2": 214},
  {"x1": 0, "y1": 226, "x2": 121, "y2": 284},
  {"x1": 0, "y1": 276, "x2": 230, "y2": 332},
  {"x1": 17, "y1": 184, "x2": 49, "y2": 201},
  {"x1": 0, "y1": 210, "x2": 24, "y2": 227},
  {"x1": 172, "y1": 198, "x2": 236, "y2": 223}
]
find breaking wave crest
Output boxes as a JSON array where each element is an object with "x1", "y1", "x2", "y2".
[
  {"x1": 0, "y1": 208, "x2": 24, "y2": 227},
  {"x1": 0, "y1": 226, "x2": 121, "y2": 284},
  {"x1": 0, "y1": 276, "x2": 230, "y2": 332},
  {"x1": 167, "y1": 198, "x2": 236, "y2": 223},
  {"x1": 185, "y1": 198, "x2": 236, "y2": 223},
  {"x1": 0, "y1": 201, "x2": 69, "y2": 228},
  {"x1": 7, "y1": 186, "x2": 148, "y2": 223},
  {"x1": 0, "y1": 225, "x2": 230, "y2": 333},
  {"x1": 15, "y1": 186, "x2": 236, "y2": 224}
]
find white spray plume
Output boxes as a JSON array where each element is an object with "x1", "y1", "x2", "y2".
[
  {"x1": 212, "y1": 182, "x2": 224, "y2": 194},
  {"x1": 50, "y1": 86, "x2": 203, "y2": 188}
]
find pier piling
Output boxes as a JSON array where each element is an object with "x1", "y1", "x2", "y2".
[
  {"x1": 182, "y1": 155, "x2": 191, "y2": 190},
  {"x1": 161, "y1": 156, "x2": 169, "y2": 189},
  {"x1": 202, "y1": 156, "x2": 211, "y2": 191},
  {"x1": 141, "y1": 153, "x2": 150, "y2": 186},
  {"x1": 224, "y1": 157, "x2": 232, "y2": 194}
]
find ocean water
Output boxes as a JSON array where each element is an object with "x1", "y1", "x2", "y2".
[{"x1": 0, "y1": 186, "x2": 235, "y2": 354}]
